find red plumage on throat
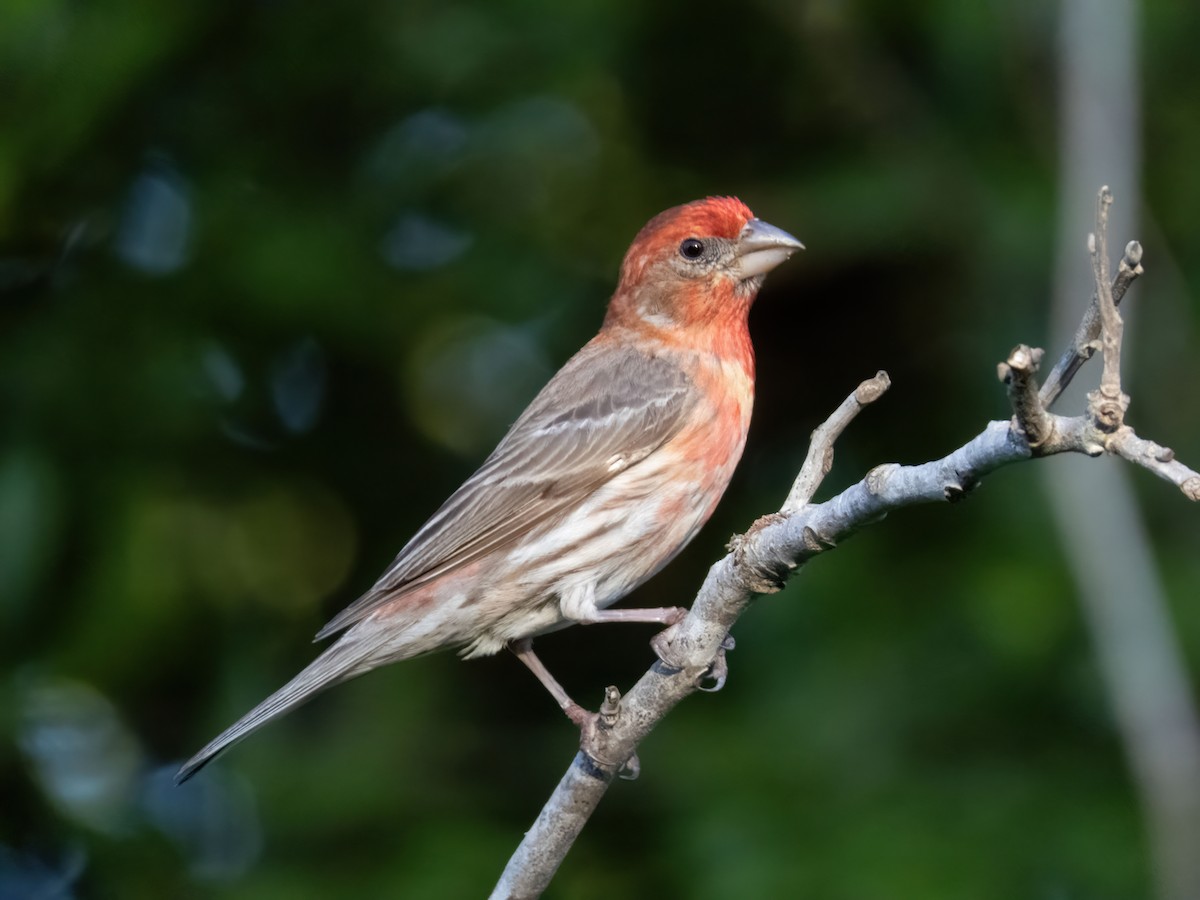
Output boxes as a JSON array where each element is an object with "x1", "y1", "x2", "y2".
[{"x1": 605, "y1": 198, "x2": 760, "y2": 370}]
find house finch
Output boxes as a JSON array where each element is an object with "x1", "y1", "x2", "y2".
[{"x1": 176, "y1": 196, "x2": 802, "y2": 783}]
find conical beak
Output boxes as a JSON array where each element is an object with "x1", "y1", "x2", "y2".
[{"x1": 734, "y1": 218, "x2": 804, "y2": 280}]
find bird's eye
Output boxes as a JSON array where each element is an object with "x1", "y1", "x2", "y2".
[{"x1": 679, "y1": 238, "x2": 705, "y2": 260}]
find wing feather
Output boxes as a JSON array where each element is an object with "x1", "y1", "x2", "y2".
[{"x1": 315, "y1": 340, "x2": 696, "y2": 639}]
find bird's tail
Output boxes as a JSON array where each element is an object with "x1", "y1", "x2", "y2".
[{"x1": 175, "y1": 631, "x2": 384, "y2": 784}]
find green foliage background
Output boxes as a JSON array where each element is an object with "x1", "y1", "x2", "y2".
[{"x1": 2, "y1": 1, "x2": 1199, "y2": 897}]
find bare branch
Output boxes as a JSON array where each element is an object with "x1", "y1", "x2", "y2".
[
  {"x1": 493, "y1": 419, "x2": 1037, "y2": 897},
  {"x1": 1040, "y1": 229, "x2": 1143, "y2": 408},
  {"x1": 998, "y1": 344, "x2": 1052, "y2": 448},
  {"x1": 1082, "y1": 187, "x2": 1132, "y2": 436},
  {"x1": 783, "y1": 370, "x2": 891, "y2": 513},
  {"x1": 490, "y1": 753, "x2": 614, "y2": 900},
  {"x1": 1107, "y1": 428, "x2": 1200, "y2": 500}
]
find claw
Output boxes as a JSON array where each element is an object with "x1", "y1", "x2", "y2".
[
  {"x1": 699, "y1": 663, "x2": 726, "y2": 693},
  {"x1": 649, "y1": 623, "x2": 683, "y2": 670},
  {"x1": 619, "y1": 752, "x2": 640, "y2": 781},
  {"x1": 698, "y1": 633, "x2": 736, "y2": 693},
  {"x1": 648, "y1": 608, "x2": 693, "y2": 669}
]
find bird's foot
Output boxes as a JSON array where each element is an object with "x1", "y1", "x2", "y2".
[
  {"x1": 648, "y1": 607, "x2": 689, "y2": 669},
  {"x1": 650, "y1": 620, "x2": 736, "y2": 692},
  {"x1": 649, "y1": 626, "x2": 680, "y2": 669}
]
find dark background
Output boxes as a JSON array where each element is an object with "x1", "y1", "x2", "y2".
[{"x1": 2, "y1": 1, "x2": 1199, "y2": 897}]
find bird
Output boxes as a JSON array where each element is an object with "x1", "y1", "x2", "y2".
[{"x1": 176, "y1": 196, "x2": 803, "y2": 783}]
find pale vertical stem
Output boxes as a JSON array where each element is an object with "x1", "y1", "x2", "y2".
[{"x1": 1051, "y1": 3, "x2": 1200, "y2": 899}]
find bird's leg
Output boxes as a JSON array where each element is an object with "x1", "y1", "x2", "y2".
[
  {"x1": 576, "y1": 606, "x2": 688, "y2": 626},
  {"x1": 579, "y1": 605, "x2": 738, "y2": 693},
  {"x1": 579, "y1": 601, "x2": 736, "y2": 693},
  {"x1": 508, "y1": 639, "x2": 641, "y2": 777},
  {"x1": 508, "y1": 638, "x2": 590, "y2": 727}
]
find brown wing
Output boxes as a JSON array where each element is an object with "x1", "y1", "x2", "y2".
[{"x1": 315, "y1": 339, "x2": 697, "y2": 639}]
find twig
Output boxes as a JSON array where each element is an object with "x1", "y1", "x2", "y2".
[
  {"x1": 1107, "y1": 428, "x2": 1200, "y2": 501},
  {"x1": 998, "y1": 344, "x2": 1052, "y2": 448},
  {"x1": 1086, "y1": 186, "x2": 1131, "y2": 432},
  {"x1": 1040, "y1": 203, "x2": 1144, "y2": 409},
  {"x1": 783, "y1": 371, "x2": 891, "y2": 512}
]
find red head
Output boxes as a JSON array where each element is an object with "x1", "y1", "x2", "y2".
[{"x1": 603, "y1": 197, "x2": 803, "y2": 340}]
